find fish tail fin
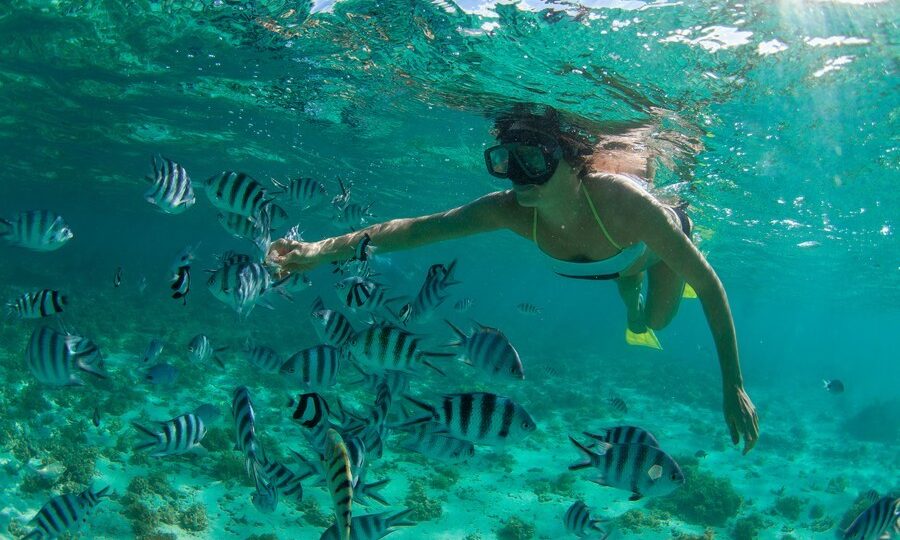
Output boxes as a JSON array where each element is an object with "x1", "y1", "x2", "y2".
[
  {"x1": 132, "y1": 422, "x2": 160, "y2": 452},
  {"x1": 822, "y1": 379, "x2": 829, "y2": 389},
  {"x1": 357, "y1": 477, "x2": 390, "y2": 506},
  {"x1": 567, "y1": 435, "x2": 601, "y2": 470},
  {"x1": 386, "y1": 507, "x2": 416, "y2": 529}
]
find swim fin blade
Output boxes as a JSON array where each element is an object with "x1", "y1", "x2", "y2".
[
  {"x1": 625, "y1": 328, "x2": 662, "y2": 350},
  {"x1": 682, "y1": 283, "x2": 698, "y2": 299}
]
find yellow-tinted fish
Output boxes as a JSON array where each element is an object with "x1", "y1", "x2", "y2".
[{"x1": 322, "y1": 428, "x2": 353, "y2": 540}]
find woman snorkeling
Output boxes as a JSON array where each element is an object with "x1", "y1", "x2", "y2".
[{"x1": 267, "y1": 105, "x2": 760, "y2": 454}]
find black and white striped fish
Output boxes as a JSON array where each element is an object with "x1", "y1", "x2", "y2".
[
  {"x1": 319, "y1": 509, "x2": 414, "y2": 540},
  {"x1": 353, "y1": 468, "x2": 390, "y2": 507},
  {"x1": 400, "y1": 425, "x2": 475, "y2": 462},
  {"x1": 368, "y1": 380, "x2": 394, "y2": 430},
  {"x1": 337, "y1": 202, "x2": 374, "y2": 230},
  {"x1": 203, "y1": 171, "x2": 278, "y2": 220},
  {"x1": 255, "y1": 457, "x2": 311, "y2": 500},
  {"x1": 348, "y1": 365, "x2": 410, "y2": 398},
  {"x1": 217, "y1": 250, "x2": 255, "y2": 267},
  {"x1": 280, "y1": 345, "x2": 342, "y2": 390},
  {"x1": 170, "y1": 265, "x2": 191, "y2": 304},
  {"x1": 340, "y1": 280, "x2": 400, "y2": 319},
  {"x1": 206, "y1": 262, "x2": 283, "y2": 317},
  {"x1": 273, "y1": 176, "x2": 328, "y2": 210},
  {"x1": 568, "y1": 437, "x2": 685, "y2": 501},
  {"x1": 140, "y1": 338, "x2": 164, "y2": 364},
  {"x1": 187, "y1": 334, "x2": 227, "y2": 368},
  {"x1": 323, "y1": 428, "x2": 353, "y2": 540},
  {"x1": 517, "y1": 303, "x2": 541, "y2": 315},
  {"x1": 400, "y1": 260, "x2": 459, "y2": 325},
  {"x1": 218, "y1": 211, "x2": 272, "y2": 247},
  {"x1": 311, "y1": 308, "x2": 356, "y2": 348},
  {"x1": 246, "y1": 344, "x2": 283, "y2": 373},
  {"x1": 232, "y1": 386, "x2": 261, "y2": 475},
  {"x1": 344, "y1": 435, "x2": 367, "y2": 487},
  {"x1": 0, "y1": 210, "x2": 73, "y2": 251},
  {"x1": 609, "y1": 397, "x2": 628, "y2": 414},
  {"x1": 347, "y1": 324, "x2": 452, "y2": 375},
  {"x1": 289, "y1": 392, "x2": 335, "y2": 454},
  {"x1": 144, "y1": 155, "x2": 196, "y2": 214},
  {"x1": 332, "y1": 234, "x2": 373, "y2": 276},
  {"x1": 251, "y1": 471, "x2": 279, "y2": 514},
  {"x1": 583, "y1": 426, "x2": 660, "y2": 448},
  {"x1": 24, "y1": 484, "x2": 111, "y2": 540},
  {"x1": 445, "y1": 321, "x2": 524, "y2": 380},
  {"x1": 564, "y1": 500, "x2": 609, "y2": 539},
  {"x1": 133, "y1": 413, "x2": 208, "y2": 457},
  {"x1": 26, "y1": 326, "x2": 105, "y2": 386},
  {"x1": 843, "y1": 496, "x2": 900, "y2": 540},
  {"x1": 403, "y1": 392, "x2": 537, "y2": 446},
  {"x1": 7, "y1": 289, "x2": 68, "y2": 319},
  {"x1": 453, "y1": 298, "x2": 473, "y2": 312}
]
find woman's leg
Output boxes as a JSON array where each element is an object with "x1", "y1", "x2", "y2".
[{"x1": 644, "y1": 260, "x2": 685, "y2": 330}]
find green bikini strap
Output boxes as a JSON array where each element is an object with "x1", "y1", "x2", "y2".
[{"x1": 581, "y1": 182, "x2": 622, "y2": 251}]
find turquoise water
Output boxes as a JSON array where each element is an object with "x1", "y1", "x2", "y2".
[{"x1": 0, "y1": 1, "x2": 898, "y2": 539}]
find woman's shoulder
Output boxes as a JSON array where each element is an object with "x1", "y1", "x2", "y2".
[{"x1": 583, "y1": 171, "x2": 655, "y2": 203}]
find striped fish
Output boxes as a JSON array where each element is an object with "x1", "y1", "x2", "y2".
[
  {"x1": 251, "y1": 472, "x2": 279, "y2": 514},
  {"x1": 187, "y1": 334, "x2": 227, "y2": 368},
  {"x1": 203, "y1": 171, "x2": 277, "y2": 220},
  {"x1": 400, "y1": 425, "x2": 475, "y2": 462},
  {"x1": 403, "y1": 392, "x2": 537, "y2": 446},
  {"x1": 281, "y1": 272, "x2": 312, "y2": 294},
  {"x1": 348, "y1": 365, "x2": 410, "y2": 398},
  {"x1": 255, "y1": 457, "x2": 311, "y2": 500},
  {"x1": 353, "y1": 469, "x2": 390, "y2": 507},
  {"x1": 400, "y1": 260, "x2": 459, "y2": 325},
  {"x1": 232, "y1": 386, "x2": 260, "y2": 475},
  {"x1": 0, "y1": 210, "x2": 73, "y2": 251},
  {"x1": 583, "y1": 426, "x2": 660, "y2": 448},
  {"x1": 341, "y1": 280, "x2": 399, "y2": 318},
  {"x1": 564, "y1": 500, "x2": 609, "y2": 539},
  {"x1": 206, "y1": 262, "x2": 282, "y2": 317},
  {"x1": 289, "y1": 392, "x2": 335, "y2": 454},
  {"x1": 332, "y1": 234, "x2": 373, "y2": 276},
  {"x1": 7, "y1": 289, "x2": 68, "y2": 319},
  {"x1": 140, "y1": 338, "x2": 164, "y2": 364},
  {"x1": 26, "y1": 326, "x2": 105, "y2": 386},
  {"x1": 264, "y1": 202, "x2": 289, "y2": 228},
  {"x1": 246, "y1": 345, "x2": 283, "y2": 373},
  {"x1": 843, "y1": 496, "x2": 900, "y2": 540},
  {"x1": 170, "y1": 265, "x2": 191, "y2": 304},
  {"x1": 368, "y1": 380, "x2": 393, "y2": 429},
  {"x1": 344, "y1": 436, "x2": 367, "y2": 487},
  {"x1": 311, "y1": 308, "x2": 356, "y2": 348},
  {"x1": 144, "y1": 155, "x2": 196, "y2": 214},
  {"x1": 217, "y1": 250, "x2": 255, "y2": 267},
  {"x1": 133, "y1": 413, "x2": 207, "y2": 457},
  {"x1": 218, "y1": 211, "x2": 272, "y2": 244},
  {"x1": 322, "y1": 429, "x2": 353, "y2": 540},
  {"x1": 319, "y1": 509, "x2": 414, "y2": 540},
  {"x1": 517, "y1": 303, "x2": 541, "y2": 315},
  {"x1": 453, "y1": 298, "x2": 473, "y2": 312},
  {"x1": 280, "y1": 345, "x2": 342, "y2": 389},
  {"x1": 337, "y1": 202, "x2": 374, "y2": 230},
  {"x1": 24, "y1": 484, "x2": 111, "y2": 540},
  {"x1": 273, "y1": 176, "x2": 328, "y2": 210},
  {"x1": 348, "y1": 324, "x2": 452, "y2": 375},
  {"x1": 568, "y1": 437, "x2": 685, "y2": 501},
  {"x1": 445, "y1": 321, "x2": 524, "y2": 380},
  {"x1": 609, "y1": 397, "x2": 628, "y2": 414}
]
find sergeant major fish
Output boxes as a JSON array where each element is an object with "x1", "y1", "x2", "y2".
[
  {"x1": 280, "y1": 345, "x2": 342, "y2": 390},
  {"x1": 0, "y1": 210, "x2": 73, "y2": 251},
  {"x1": 26, "y1": 326, "x2": 106, "y2": 386},
  {"x1": 319, "y1": 508, "x2": 415, "y2": 540},
  {"x1": 445, "y1": 320, "x2": 524, "y2": 381},
  {"x1": 403, "y1": 392, "x2": 536, "y2": 446},
  {"x1": 7, "y1": 289, "x2": 68, "y2": 319},
  {"x1": 273, "y1": 176, "x2": 328, "y2": 211},
  {"x1": 24, "y1": 484, "x2": 111, "y2": 540},
  {"x1": 842, "y1": 496, "x2": 900, "y2": 540},
  {"x1": 583, "y1": 426, "x2": 660, "y2": 448},
  {"x1": 233, "y1": 386, "x2": 261, "y2": 477},
  {"x1": 347, "y1": 324, "x2": 453, "y2": 376},
  {"x1": 143, "y1": 155, "x2": 196, "y2": 214},
  {"x1": 203, "y1": 171, "x2": 280, "y2": 221},
  {"x1": 133, "y1": 413, "x2": 207, "y2": 457},
  {"x1": 187, "y1": 334, "x2": 227, "y2": 368},
  {"x1": 564, "y1": 500, "x2": 610, "y2": 539}
]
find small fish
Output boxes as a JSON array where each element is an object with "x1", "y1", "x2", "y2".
[
  {"x1": 144, "y1": 155, "x2": 196, "y2": 214},
  {"x1": 6, "y1": 289, "x2": 68, "y2": 319},
  {"x1": 170, "y1": 265, "x2": 191, "y2": 304},
  {"x1": 333, "y1": 234, "x2": 374, "y2": 276},
  {"x1": 445, "y1": 320, "x2": 524, "y2": 380},
  {"x1": 187, "y1": 334, "x2": 227, "y2": 368},
  {"x1": 26, "y1": 326, "x2": 106, "y2": 386},
  {"x1": 280, "y1": 345, "x2": 342, "y2": 390},
  {"x1": 288, "y1": 392, "x2": 335, "y2": 454},
  {"x1": 114, "y1": 267, "x2": 123, "y2": 288},
  {"x1": 233, "y1": 386, "x2": 261, "y2": 476},
  {"x1": 609, "y1": 397, "x2": 628, "y2": 414},
  {"x1": 400, "y1": 426, "x2": 475, "y2": 463},
  {"x1": 207, "y1": 262, "x2": 283, "y2": 318},
  {"x1": 564, "y1": 500, "x2": 609, "y2": 539},
  {"x1": 24, "y1": 485, "x2": 111, "y2": 540},
  {"x1": 247, "y1": 344, "x2": 283, "y2": 373},
  {"x1": 694, "y1": 450, "x2": 708, "y2": 459},
  {"x1": 145, "y1": 362, "x2": 179, "y2": 385},
  {"x1": 217, "y1": 250, "x2": 254, "y2": 267},
  {"x1": 568, "y1": 437, "x2": 685, "y2": 501},
  {"x1": 348, "y1": 324, "x2": 452, "y2": 375},
  {"x1": 133, "y1": 413, "x2": 207, "y2": 457},
  {"x1": 0, "y1": 210, "x2": 74, "y2": 251},
  {"x1": 251, "y1": 473, "x2": 279, "y2": 514},
  {"x1": 273, "y1": 176, "x2": 328, "y2": 210},
  {"x1": 842, "y1": 496, "x2": 900, "y2": 540},
  {"x1": 319, "y1": 509, "x2": 415, "y2": 540},
  {"x1": 218, "y1": 211, "x2": 272, "y2": 246},
  {"x1": 322, "y1": 429, "x2": 353, "y2": 540},
  {"x1": 824, "y1": 379, "x2": 845, "y2": 394},
  {"x1": 400, "y1": 260, "x2": 459, "y2": 325},
  {"x1": 92, "y1": 407, "x2": 101, "y2": 428},
  {"x1": 255, "y1": 457, "x2": 310, "y2": 500},
  {"x1": 582, "y1": 426, "x2": 659, "y2": 448},
  {"x1": 517, "y1": 302, "x2": 541, "y2": 315},
  {"x1": 403, "y1": 392, "x2": 537, "y2": 446},
  {"x1": 137, "y1": 275, "x2": 148, "y2": 294},
  {"x1": 311, "y1": 308, "x2": 356, "y2": 348},
  {"x1": 337, "y1": 202, "x2": 375, "y2": 230},
  {"x1": 203, "y1": 171, "x2": 277, "y2": 220},
  {"x1": 453, "y1": 298, "x2": 473, "y2": 312},
  {"x1": 140, "y1": 339, "x2": 165, "y2": 364}
]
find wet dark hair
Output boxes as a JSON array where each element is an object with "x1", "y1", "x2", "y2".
[{"x1": 491, "y1": 104, "x2": 596, "y2": 166}]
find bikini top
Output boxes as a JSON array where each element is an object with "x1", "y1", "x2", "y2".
[{"x1": 533, "y1": 183, "x2": 647, "y2": 280}]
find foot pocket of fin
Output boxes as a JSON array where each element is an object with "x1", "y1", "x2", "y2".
[{"x1": 625, "y1": 328, "x2": 662, "y2": 350}]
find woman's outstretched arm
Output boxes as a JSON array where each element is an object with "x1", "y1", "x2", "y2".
[{"x1": 267, "y1": 191, "x2": 513, "y2": 274}]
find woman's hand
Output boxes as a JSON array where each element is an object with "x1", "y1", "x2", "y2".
[
  {"x1": 723, "y1": 385, "x2": 759, "y2": 455},
  {"x1": 266, "y1": 238, "x2": 322, "y2": 275}
]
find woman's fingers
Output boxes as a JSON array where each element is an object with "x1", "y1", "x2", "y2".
[{"x1": 727, "y1": 417, "x2": 740, "y2": 445}]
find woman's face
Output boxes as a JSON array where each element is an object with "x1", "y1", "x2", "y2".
[{"x1": 511, "y1": 158, "x2": 576, "y2": 207}]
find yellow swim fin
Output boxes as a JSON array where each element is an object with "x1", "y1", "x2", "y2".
[
  {"x1": 683, "y1": 283, "x2": 698, "y2": 299},
  {"x1": 625, "y1": 328, "x2": 663, "y2": 350}
]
